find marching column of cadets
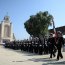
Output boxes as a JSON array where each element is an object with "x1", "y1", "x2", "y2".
[{"x1": 4, "y1": 31, "x2": 64, "y2": 60}]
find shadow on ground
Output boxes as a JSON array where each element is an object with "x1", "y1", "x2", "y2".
[
  {"x1": 28, "y1": 57, "x2": 65, "y2": 65},
  {"x1": 42, "y1": 61, "x2": 65, "y2": 65},
  {"x1": 4, "y1": 47, "x2": 38, "y2": 56},
  {"x1": 28, "y1": 57, "x2": 56, "y2": 62},
  {"x1": 13, "y1": 50, "x2": 38, "y2": 56}
]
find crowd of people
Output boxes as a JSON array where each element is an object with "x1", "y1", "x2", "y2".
[{"x1": 4, "y1": 31, "x2": 65, "y2": 60}]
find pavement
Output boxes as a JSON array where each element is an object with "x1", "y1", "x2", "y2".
[{"x1": 0, "y1": 45, "x2": 65, "y2": 65}]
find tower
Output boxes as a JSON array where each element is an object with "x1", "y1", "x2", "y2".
[{"x1": 0, "y1": 15, "x2": 15, "y2": 44}]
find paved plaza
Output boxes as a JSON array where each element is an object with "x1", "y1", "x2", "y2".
[{"x1": 0, "y1": 45, "x2": 65, "y2": 65}]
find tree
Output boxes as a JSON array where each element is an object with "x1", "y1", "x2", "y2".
[{"x1": 24, "y1": 11, "x2": 53, "y2": 38}]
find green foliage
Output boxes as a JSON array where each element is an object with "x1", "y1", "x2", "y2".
[{"x1": 24, "y1": 11, "x2": 53, "y2": 37}]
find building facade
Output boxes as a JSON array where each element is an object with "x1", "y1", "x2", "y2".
[{"x1": 0, "y1": 15, "x2": 15, "y2": 44}]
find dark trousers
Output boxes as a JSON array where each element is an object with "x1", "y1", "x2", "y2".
[
  {"x1": 50, "y1": 49, "x2": 55, "y2": 58},
  {"x1": 57, "y1": 47, "x2": 63, "y2": 60},
  {"x1": 49, "y1": 45, "x2": 55, "y2": 58}
]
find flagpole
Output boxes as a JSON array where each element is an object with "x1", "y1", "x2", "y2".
[
  {"x1": 52, "y1": 18, "x2": 57, "y2": 43},
  {"x1": 52, "y1": 18, "x2": 56, "y2": 37}
]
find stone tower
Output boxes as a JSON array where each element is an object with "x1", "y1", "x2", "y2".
[{"x1": 0, "y1": 15, "x2": 15, "y2": 44}]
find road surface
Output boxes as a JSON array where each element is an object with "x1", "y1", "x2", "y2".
[{"x1": 0, "y1": 45, "x2": 65, "y2": 65}]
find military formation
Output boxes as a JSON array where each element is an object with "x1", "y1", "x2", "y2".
[
  {"x1": 4, "y1": 38, "x2": 46, "y2": 55},
  {"x1": 4, "y1": 31, "x2": 65, "y2": 60}
]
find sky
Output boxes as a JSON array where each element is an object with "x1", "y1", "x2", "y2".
[{"x1": 0, "y1": 0, "x2": 65, "y2": 40}]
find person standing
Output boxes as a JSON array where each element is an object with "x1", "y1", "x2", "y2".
[
  {"x1": 56, "y1": 31, "x2": 64, "y2": 60},
  {"x1": 47, "y1": 33, "x2": 56, "y2": 58}
]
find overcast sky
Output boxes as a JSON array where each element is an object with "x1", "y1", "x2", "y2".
[{"x1": 0, "y1": 0, "x2": 65, "y2": 40}]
